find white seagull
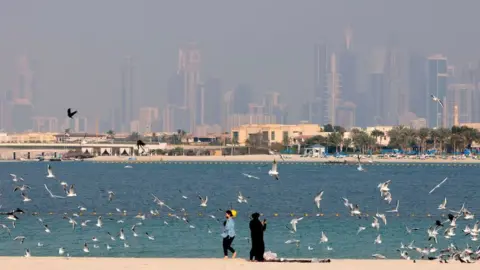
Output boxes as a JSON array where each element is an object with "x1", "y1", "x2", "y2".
[
  {"x1": 83, "y1": 242, "x2": 89, "y2": 253},
  {"x1": 242, "y1": 173, "x2": 259, "y2": 180},
  {"x1": 319, "y1": 231, "x2": 328, "y2": 243},
  {"x1": 429, "y1": 177, "x2": 448, "y2": 194},
  {"x1": 314, "y1": 191, "x2": 324, "y2": 209},
  {"x1": 21, "y1": 193, "x2": 31, "y2": 202},
  {"x1": 10, "y1": 174, "x2": 24, "y2": 182},
  {"x1": 386, "y1": 200, "x2": 400, "y2": 213},
  {"x1": 46, "y1": 165, "x2": 55, "y2": 178},
  {"x1": 44, "y1": 184, "x2": 65, "y2": 199},
  {"x1": 199, "y1": 195, "x2": 208, "y2": 207},
  {"x1": 430, "y1": 94, "x2": 444, "y2": 108},
  {"x1": 96, "y1": 216, "x2": 103, "y2": 228},
  {"x1": 237, "y1": 192, "x2": 248, "y2": 204},
  {"x1": 268, "y1": 159, "x2": 279, "y2": 180},
  {"x1": 374, "y1": 234, "x2": 382, "y2": 244},
  {"x1": 438, "y1": 197, "x2": 447, "y2": 210},
  {"x1": 66, "y1": 185, "x2": 77, "y2": 197},
  {"x1": 289, "y1": 217, "x2": 303, "y2": 232}
]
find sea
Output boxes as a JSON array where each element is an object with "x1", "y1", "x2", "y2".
[{"x1": 0, "y1": 161, "x2": 478, "y2": 259}]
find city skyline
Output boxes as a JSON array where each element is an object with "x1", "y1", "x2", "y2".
[{"x1": 1, "y1": 1, "x2": 480, "y2": 134}]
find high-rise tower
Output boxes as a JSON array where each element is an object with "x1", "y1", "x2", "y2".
[
  {"x1": 178, "y1": 43, "x2": 201, "y2": 133},
  {"x1": 324, "y1": 53, "x2": 341, "y2": 126},
  {"x1": 121, "y1": 56, "x2": 134, "y2": 132}
]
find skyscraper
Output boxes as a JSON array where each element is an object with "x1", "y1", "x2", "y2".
[
  {"x1": 120, "y1": 56, "x2": 134, "y2": 132},
  {"x1": 202, "y1": 78, "x2": 222, "y2": 126},
  {"x1": 409, "y1": 53, "x2": 427, "y2": 118},
  {"x1": 232, "y1": 84, "x2": 254, "y2": 114},
  {"x1": 446, "y1": 84, "x2": 474, "y2": 125},
  {"x1": 324, "y1": 53, "x2": 341, "y2": 126},
  {"x1": 313, "y1": 43, "x2": 329, "y2": 99},
  {"x1": 339, "y1": 26, "x2": 357, "y2": 106},
  {"x1": 178, "y1": 43, "x2": 201, "y2": 133},
  {"x1": 10, "y1": 56, "x2": 34, "y2": 132},
  {"x1": 167, "y1": 72, "x2": 185, "y2": 106},
  {"x1": 426, "y1": 55, "x2": 448, "y2": 127}
]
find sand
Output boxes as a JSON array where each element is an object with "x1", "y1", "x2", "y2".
[
  {"x1": 0, "y1": 257, "x2": 476, "y2": 270},
  {"x1": 89, "y1": 154, "x2": 480, "y2": 164}
]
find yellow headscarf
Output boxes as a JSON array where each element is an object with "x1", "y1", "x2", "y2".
[{"x1": 230, "y1": 209, "x2": 237, "y2": 218}]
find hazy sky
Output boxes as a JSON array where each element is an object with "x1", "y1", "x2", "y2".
[{"x1": 1, "y1": 0, "x2": 479, "y2": 120}]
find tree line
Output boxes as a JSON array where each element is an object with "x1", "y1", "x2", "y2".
[{"x1": 304, "y1": 125, "x2": 480, "y2": 154}]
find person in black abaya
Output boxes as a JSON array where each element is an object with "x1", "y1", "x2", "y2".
[{"x1": 249, "y1": 212, "x2": 267, "y2": 261}]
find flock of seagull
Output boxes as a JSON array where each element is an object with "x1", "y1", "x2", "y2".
[{"x1": 1, "y1": 156, "x2": 480, "y2": 263}]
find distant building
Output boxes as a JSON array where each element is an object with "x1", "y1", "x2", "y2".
[
  {"x1": 324, "y1": 53, "x2": 341, "y2": 126},
  {"x1": 138, "y1": 107, "x2": 159, "y2": 133},
  {"x1": 447, "y1": 84, "x2": 475, "y2": 126},
  {"x1": 226, "y1": 114, "x2": 277, "y2": 132},
  {"x1": 231, "y1": 123, "x2": 322, "y2": 146},
  {"x1": 410, "y1": 118, "x2": 427, "y2": 129},
  {"x1": 120, "y1": 56, "x2": 134, "y2": 132},
  {"x1": 32, "y1": 117, "x2": 58, "y2": 132},
  {"x1": 336, "y1": 102, "x2": 356, "y2": 130}
]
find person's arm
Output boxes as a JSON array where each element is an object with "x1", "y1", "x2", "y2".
[{"x1": 262, "y1": 220, "x2": 267, "y2": 231}]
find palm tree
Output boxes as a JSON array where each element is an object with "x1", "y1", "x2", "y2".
[
  {"x1": 327, "y1": 132, "x2": 343, "y2": 153},
  {"x1": 436, "y1": 128, "x2": 452, "y2": 154},
  {"x1": 343, "y1": 138, "x2": 353, "y2": 153},
  {"x1": 106, "y1": 130, "x2": 115, "y2": 140},
  {"x1": 370, "y1": 129, "x2": 385, "y2": 145},
  {"x1": 417, "y1": 128, "x2": 430, "y2": 154}
]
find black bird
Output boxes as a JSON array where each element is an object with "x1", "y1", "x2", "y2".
[
  {"x1": 136, "y1": 140, "x2": 146, "y2": 154},
  {"x1": 67, "y1": 108, "x2": 77, "y2": 118},
  {"x1": 435, "y1": 220, "x2": 444, "y2": 227}
]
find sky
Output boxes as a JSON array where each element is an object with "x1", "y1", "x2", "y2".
[{"x1": 0, "y1": 0, "x2": 479, "y2": 121}]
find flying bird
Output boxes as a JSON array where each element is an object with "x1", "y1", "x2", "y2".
[
  {"x1": 268, "y1": 159, "x2": 279, "y2": 180},
  {"x1": 46, "y1": 165, "x2": 55, "y2": 178},
  {"x1": 136, "y1": 140, "x2": 146, "y2": 154},
  {"x1": 430, "y1": 94, "x2": 444, "y2": 108},
  {"x1": 429, "y1": 177, "x2": 448, "y2": 194},
  {"x1": 67, "y1": 108, "x2": 77, "y2": 118}
]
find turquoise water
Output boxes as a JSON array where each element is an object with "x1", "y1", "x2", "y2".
[{"x1": 0, "y1": 162, "x2": 478, "y2": 259}]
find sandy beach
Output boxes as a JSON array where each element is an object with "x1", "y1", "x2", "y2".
[
  {"x1": 89, "y1": 154, "x2": 480, "y2": 164},
  {"x1": 1, "y1": 258, "x2": 476, "y2": 270}
]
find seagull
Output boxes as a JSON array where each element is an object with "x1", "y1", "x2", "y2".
[
  {"x1": 83, "y1": 242, "x2": 89, "y2": 253},
  {"x1": 199, "y1": 195, "x2": 208, "y2": 207},
  {"x1": 44, "y1": 184, "x2": 65, "y2": 199},
  {"x1": 319, "y1": 231, "x2": 328, "y2": 243},
  {"x1": 357, "y1": 226, "x2": 366, "y2": 235},
  {"x1": 119, "y1": 228, "x2": 126, "y2": 240},
  {"x1": 151, "y1": 194, "x2": 174, "y2": 211},
  {"x1": 430, "y1": 94, "x2": 444, "y2": 108},
  {"x1": 96, "y1": 216, "x2": 103, "y2": 228},
  {"x1": 107, "y1": 191, "x2": 115, "y2": 202},
  {"x1": 78, "y1": 206, "x2": 87, "y2": 212},
  {"x1": 106, "y1": 244, "x2": 112, "y2": 250},
  {"x1": 372, "y1": 217, "x2": 380, "y2": 230},
  {"x1": 377, "y1": 180, "x2": 391, "y2": 194},
  {"x1": 21, "y1": 193, "x2": 31, "y2": 202},
  {"x1": 405, "y1": 225, "x2": 420, "y2": 234},
  {"x1": 59, "y1": 247, "x2": 65, "y2": 255},
  {"x1": 376, "y1": 211, "x2": 387, "y2": 225},
  {"x1": 372, "y1": 254, "x2": 386, "y2": 259},
  {"x1": 268, "y1": 159, "x2": 279, "y2": 180},
  {"x1": 386, "y1": 200, "x2": 400, "y2": 213},
  {"x1": 438, "y1": 197, "x2": 447, "y2": 210},
  {"x1": 289, "y1": 217, "x2": 303, "y2": 232},
  {"x1": 429, "y1": 177, "x2": 448, "y2": 194},
  {"x1": 131, "y1": 225, "x2": 139, "y2": 237},
  {"x1": 383, "y1": 192, "x2": 392, "y2": 204},
  {"x1": 242, "y1": 173, "x2": 259, "y2": 180},
  {"x1": 81, "y1": 220, "x2": 91, "y2": 227},
  {"x1": 124, "y1": 165, "x2": 133, "y2": 169},
  {"x1": 107, "y1": 232, "x2": 116, "y2": 241},
  {"x1": 237, "y1": 192, "x2": 248, "y2": 204},
  {"x1": 13, "y1": 236, "x2": 26, "y2": 244},
  {"x1": 44, "y1": 224, "x2": 51, "y2": 233},
  {"x1": 66, "y1": 185, "x2": 77, "y2": 197},
  {"x1": 13, "y1": 185, "x2": 30, "y2": 192},
  {"x1": 24, "y1": 249, "x2": 31, "y2": 257},
  {"x1": 427, "y1": 226, "x2": 439, "y2": 244},
  {"x1": 10, "y1": 174, "x2": 24, "y2": 182},
  {"x1": 146, "y1": 232, "x2": 155, "y2": 240},
  {"x1": 46, "y1": 165, "x2": 55, "y2": 178},
  {"x1": 0, "y1": 223, "x2": 11, "y2": 236},
  {"x1": 178, "y1": 190, "x2": 188, "y2": 199},
  {"x1": 67, "y1": 108, "x2": 78, "y2": 118},
  {"x1": 374, "y1": 234, "x2": 382, "y2": 244},
  {"x1": 135, "y1": 213, "x2": 146, "y2": 220},
  {"x1": 314, "y1": 191, "x2": 324, "y2": 209}
]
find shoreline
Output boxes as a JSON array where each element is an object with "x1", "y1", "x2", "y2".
[
  {"x1": 0, "y1": 257, "x2": 475, "y2": 270},
  {"x1": 2, "y1": 154, "x2": 480, "y2": 164}
]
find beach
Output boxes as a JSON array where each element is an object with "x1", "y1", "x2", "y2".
[
  {"x1": 2, "y1": 258, "x2": 477, "y2": 270},
  {"x1": 89, "y1": 154, "x2": 480, "y2": 164}
]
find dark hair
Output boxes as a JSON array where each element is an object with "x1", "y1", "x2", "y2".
[
  {"x1": 251, "y1": 212, "x2": 260, "y2": 219},
  {"x1": 226, "y1": 210, "x2": 233, "y2": 216}
]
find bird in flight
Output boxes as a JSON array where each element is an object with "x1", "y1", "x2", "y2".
[
  {"x1": 67, "y1": 108, "x2": 77, "y2": 118},
  {"x1": 136, "y1": 140, "x2": 146, "y2": 154},
  {"x1": 430, "y1": 94, "x2": 444, "y2": 108}
]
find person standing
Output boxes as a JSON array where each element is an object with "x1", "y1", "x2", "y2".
[
  {"x1": 221, "y1": 210, "x2": 237, "y2": 259},
  {"x1": 249, "y1": 212, "x2": 267, "y2": 261}
]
